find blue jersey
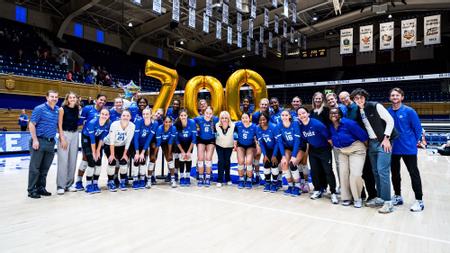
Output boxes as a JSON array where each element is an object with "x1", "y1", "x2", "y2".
[
  {"x1": 234, "y1": 122, "x2": 257, "y2": 146},
  {"x1": 194, "y1": 116, "x2": 219, "y2": 140},
  {"x1": 79, "y1": 105, "x2": 101, "y2": 125},
  {"x1": 276, "y1": 121, "x2": 301, "y2": 157},
  {"x1": 109, "y1": 108, "x2": 122, "y2": 122},
  {"x1": 251, "y1": 111, "x2": 263, "y2": 125},
  {"x1": 270, "y1": 108, "x2": 283, "y2": 124},
  {"x1": 133, "y1": 118, "x2": 158, "y2": 150},
  {"x1": 156, "y1": 125, "x2": 176, "y2": 147},
  {"x1": 128, "y1": 102, "x2": 141, "y2": 122},
  {"x1": 166, "y1": 107, "x2": 180, "y2": 121},
  {"x1": 388, "y1": 104, "x2": 422, "y2": 155},
  {"x1": 175, "y1": 119, "x2": 197, "y2": 144},
  {"x1": 256, "y1": 123, "x2": 279, "y2": 157},
  {"x1": 299, "y1": 118, "x2": 330, "y2": 149},
  {"x1": 82, "y1": 118, "x2": 110, "y2": 144}
]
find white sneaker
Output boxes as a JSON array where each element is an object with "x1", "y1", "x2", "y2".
[
  {"x1": 341, "y1": 200, "x2": 352, "y2": 206},
  {"x1": 216, "y1": 183, "x2": 222, "y2": 187},
  {"x1": 331, "y1": 193, "x2": 339, "y2": 204},
  {"x1": 227, "y1": 181, "x2": 233, "y2": 186},
  {"x1": 410, "y1": 200, "x2": 424, "y2": 212},
  {"x1": 366, "y1": 197, "x2": 384, "y2": 208},
  {"x1": 171, "y1": 180, "x2": 177, "y2": 188},
  {"x1": 68, "y1": 185, "x2": 78, "y2": 192},
  {"x1": 57, "y1": 189, "x2": 65, "y2": 195},
  {"x1": 378, "y1": 201, "x2": 394, "y2": 214},
  {"x1": 354, "y1": 199, "x2": 363, "y2": 208},
  {"x1": 310, "y1": 191, "x2": 322, "y2": 200},
  {"x1": 145, "y1": 181, "x2": 152, "y2": 189}
]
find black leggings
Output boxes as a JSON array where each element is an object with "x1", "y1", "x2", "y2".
[
  {"x1": 81, "y1": 134, "x2": 102, "y2": 167},
  {"x1": 309, "y1": 146, "x2": 336, "y2": 194},
  {"x1": 178, "y1": 141, "x2": 193, "y2": 175},
  {"x1": 391, "y1": 154, "x2": 423, "y2": 200},
  {"x1": 216, "y1": 145, "x2": 233, "y2": 183}
]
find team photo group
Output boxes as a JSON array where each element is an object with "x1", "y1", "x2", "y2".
[{"x1": 27, "y1": 87, "x2": 424, "y2": 215}]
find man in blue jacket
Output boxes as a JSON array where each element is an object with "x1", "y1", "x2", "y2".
[{"x1": 388, "y1": 88, "x2": 424, "y2": 212}]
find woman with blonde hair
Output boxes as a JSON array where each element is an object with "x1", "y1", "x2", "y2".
[
  {"x1": 215, "y1": 111, "x2": 235, "y2": 187},
  {"x1": 57, "y1": 92, "x2": 80, "y2": 194},
  {"x1": 311, "y1": 91, "x2": 330, "y2": 125}
]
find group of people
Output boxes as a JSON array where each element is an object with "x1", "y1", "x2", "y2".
[{"x1": 26, "y1": 87, "x2": 425, "y2": 214}]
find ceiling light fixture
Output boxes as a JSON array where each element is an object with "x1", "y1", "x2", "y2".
[{"x1": 128, "y1": 22, "x2": 133, "y2": 27}]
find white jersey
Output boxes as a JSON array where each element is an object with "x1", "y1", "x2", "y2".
[{"x1": 103, "y1": 121, "x2": 135, "y2": 149}]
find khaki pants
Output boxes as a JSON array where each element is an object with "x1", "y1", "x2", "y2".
[{"x1": 337, "y1": 141, "x2": 366, "y2": 201}]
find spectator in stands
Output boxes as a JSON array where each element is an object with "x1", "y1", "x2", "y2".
[
  {"x1": 388, "y1": 87, "x2": 424, "y2": 212},
  {"x1": 90, "y1": 66, "x2": 98, "y2": 84},
  {"x1": 66, "y1": 71, "x2": 74, "y2": 82},
  {"x1": 18, "y1": 109, "x2": 29, "y2": 131},
  {"x1": 351, "y1": 88, "x2": 397, "y2": 214},
  {"x1": 27, "y1": 90, "x2": 59, "y2": 199},
  {"x1": 17, "y1": 49, "x2": 24, "y2": 62},
  {"x1": 59, "y1": 50, "x2": 69, "y2": 71}
]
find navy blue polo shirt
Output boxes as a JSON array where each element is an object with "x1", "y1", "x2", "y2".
[{"x1": 30, "y1": 103, "x2": 59, "y2": 139}]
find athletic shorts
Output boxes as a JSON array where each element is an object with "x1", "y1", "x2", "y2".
[
  {"x1": 197, "y1": 137, "x2": 215, "y2": 145},
  {"x1": 237, "y1": 142, "x2": 256, "y2": 150}
]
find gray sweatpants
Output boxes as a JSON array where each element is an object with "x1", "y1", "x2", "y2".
[{"x1": 57, "y1": 131, "x2": 79, "y2": 190}]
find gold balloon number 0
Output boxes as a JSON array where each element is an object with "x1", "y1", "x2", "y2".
[{"x1": 145, "y1": 60, "x2": 268, "y2": 121}]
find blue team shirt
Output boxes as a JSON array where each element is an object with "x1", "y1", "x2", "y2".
[
  {"x1": 329, "y1": 118, "x2": 368, "y2": 148},
  {"x1": 80, "y1": 105, "x2": 101, "y2": 125},
  {"x1": 388, "y1": 104, "x2": 422, "y2": 155},
  {"x1": 166, "y1": 107, "x2": 180, "y2": 121},
  {"x1": 276, "y1": 121, "x2": 302, "y2": 157},
  {"x1": 194, "y1": 116, "x2": 219, "y2": 140},
  {"x1": 30, "y1": 103, "x2": 59, "y2": 139},
  {"x1": 270, "y1": 108, "x2": 283, "y2": 124},
  {"x1": 128, "y1": 102, "x2": 141, "y2": 122},
  {"x1": 133, "y1": 118, "x2": 158, "y2": 150},
  {"x1": 81, "y1": 118, "x2": 110, "y2": 144},
  {"x1": 109, "y1": 108, "x2": 122, "y2": 122},
  {"x1": 256, "y1": 123, "x2": 279, "y2": 157},
  {"x1": 252, "y1": 111, "x2": 263, "y2": 125},
  {"x1": 299, "y1": 118, "x2": 330, "y2": 149},
  {"x1": 175, "y1": 119, "x2": 197, "y2": 144},
  {"x1": 156, "y1": 125, "x2": 176, "y2": 147},
  {"x1": 234, "y1": 122, "x2": 257, "y2": 146}
]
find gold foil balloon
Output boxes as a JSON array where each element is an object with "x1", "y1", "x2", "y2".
[
  {"x1": 225, "y1": 69, "x2": 268, "y2": 121},
  {"x1": 184, "y1": 76, "x2": 224, "y2": 117},
  {"x1": 144, "y1": 60, "x2": 178, "y2": 114}
]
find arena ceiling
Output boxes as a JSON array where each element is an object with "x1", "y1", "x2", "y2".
[{"x1": 10, "y1": 0, "x2": 450, "y2": 62}]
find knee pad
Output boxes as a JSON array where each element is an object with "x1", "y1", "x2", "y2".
[
  {"x1": 87, "y1": 158, "x2": 96, "y2": 168},
  {"x1": 119, "y1": 159, "x2": 128, "y2": 166},
  {"x1": 108, "y1": 159, "x2": 117, "y2": 166},
  {"x1": 94, "y1": 166, "x2": 101, "y2": 176},
  {"x1": 282, "y1": 169, "x2": 292, "y2": 179},
  {"x1": 238, "y1": 165, "x2": 245, "y2": 171},
  {"x1": 139, "y1": 165, "x2": 147, "y2": 176},
  {"x1": 197, "y1": 161, "x2": 204, "y2": 169},
  {"x1": 107, "y1": 166, "x2": 115, "y2": 176},
  {"x1": 132, "y1": 164, "x2": 139, "y2": 177},
  {"x1": 246, "y1": 165, "x2": 253, "y2": 171},
  {"x1": 85, "y1": 166, "x2": 95, "y2": 177},
  {"x1": 133, "y1": 160, "x2": 140, "y2": 167},
  {"x1": 119, "y1": 164, "x2": 128, "y2": 174},
  {"x1": 263, "y1": 161, "x2": 271, "y2": 169},
  {"x1": 205, "y1": 161, "x2": 212, "y2": 168},
  {"x1": 291, "y1": 169, "x2": 300, "y2": 181},
  {"x1": 94, "y1": 159, "x2": 102, "y2": 167},
  {"x1": 289, "y1": 162, "x2": 298, "y2": 171},
  {"x1": 168, "y1": 160, "x2": 175, "y2": 169},
  {"x1": 253, "y1": 159, "x2": 259, "y2": 167},
  {"x1": 264, "y1": 167, "x2": 271, "y2": 175},
  {"x1": 78, "y1": 160, "x2": 88, "y2": 171},
  {"x1": 271, "y1": 167, "x2": 280, "y2": 176},
  {"x1": 148, "y1": 162, "x2": 155, "y2": 171}
]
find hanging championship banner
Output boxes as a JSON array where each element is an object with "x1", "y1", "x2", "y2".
[
  {"x1": 227, "y1": 26, "x2": 233, "y2": 45},
  {"x1": 263, "y1": 44, "x2": 267, "y2": 58},
  {"x1": 188, "y1": 8, "x2": 196, "y2": 29},
  {"x1": 401, "y1": 18, "x2": 417, "y2": 48},
  {"x1": 291, "y1": 3, "x2": 297, "y2": 23},
  {"x1": 424, "y1": 15, "x2": 440, "y2": 45},
  {"x1": 340, "y1": 28, "x2": 353, "y2": 54},
  {"x1": 172, "y1": 0, "x2": 180, "y2": 22},
  {"x1": 268, "y1": 32, "x2": 273, "y2": 48},
  {"x1": 255, "y1": 41, "x2": 259, "y2": 55},
  {"x1": 237, "y1": 32, "x2": 242, "y2": 48},
  {"x1": 359, "y1": 25, "x2": 373, "y2": 52},
  {"x1": 251, "y1": 0, "x2": 256, "y2": 19},
  {"x1": 206, "y1": 0, "x2": 212, "y2": 16},
  {"x1": 203, "y1": 12, "x2": 209, "y2": 33},
  {"x1": 153, "y1": 0, "x2": 161, "y2": 14},
  {"x1": 283, "y1": 20, "x2": 287, "y2": 38},
  {"x1": 260, "y1": 27, "x2": 264, "y2": 42},
  {"x1": 249, "y1": 19, "x2": 254, "y2": 39},
  {"x1": 283, "y1": 0, "x2": 288, "y2": 17},
  {"x1": 379, "y1": 21, "x2": 394, "y2": 50},
  {"x1": 272, "y1": 0, "x2": 277, "y2": 8},
  {"x1": 189, "y1": 0, "x2": 196, "y2": 8},
  {"x1": 247, "y1": 35, "x2": 251, "y2": 51},
  {"x1": 264, "y1": 8, "x2": 269, "y2": 28},
  {"x1": 222, "y1": 3, "x2": 229, "y2": 25},
  {"x1": 236, "y1": 0, "x2": 242, "y2": 12},
  {"x1": 216, "y1": 21, "x2": 222, "y2": 39},
  {"x1": 274, "y1": 15, "x2": 279, "y2": 34},
  {"x1": 290, "y1": 27, "x2": 294, "y2": 43},
  {"x1": 277, "y1": 37, "x2": 281, "y2": 52},
  {"x1": 237, "y1": 13, "x2": 242, "y2": 32}
]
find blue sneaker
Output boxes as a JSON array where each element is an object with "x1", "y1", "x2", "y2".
[
  {"x1": 197, "y1": 179, "x2": 204, "y2": 187},
  {"x1": 260, "y1": 179, "x2": 266, "y2": 186},
  {"x1": 107, "y1": 181, "x2": 117, "y2": 192},
  {"x1": 132, "y1": 180, "x2": 140, "y2": 190},
  {"x1": 85, "y1": 184, "x2": 95, "y2": 194},
  {"x1": 93, "y1": 184, "x2": 101, "y2": 193},
  {"x1": 284, "y1": 186, "x2": 293, "y2": 196},
  {"x1": 290, "y1": 186, "x2": 300, "y2": 197},
  {"x1": 245, "y1": 181, "x2": 253, "y2": 189},
  {"x1": 204, "y1": 178, "x2": 211, "y2": 187},
  {"x1": 392, "y1": 195, "x2": 404, "y2": 206},
  {"x1": 270, "y1": 183, "x2": 278, "y2": 193},
  {"x1": 180, "y1": 177, "x2": 185, "y2": 186},
  {"x1": 119, "y1": 181, "x2": 127, "y2": 191},
  {"x1": 186, "y1": 177, "x2": 191, "y2": 186},
  {"x1": 238, "y1": 181, "x2": 245, "y2": 189},
  {"x1": 75, "y1": 181, "x2": 84, "y2": 191},
  {"x1": 263, "y1": 183, "x2": 271, "y2": 192}
]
